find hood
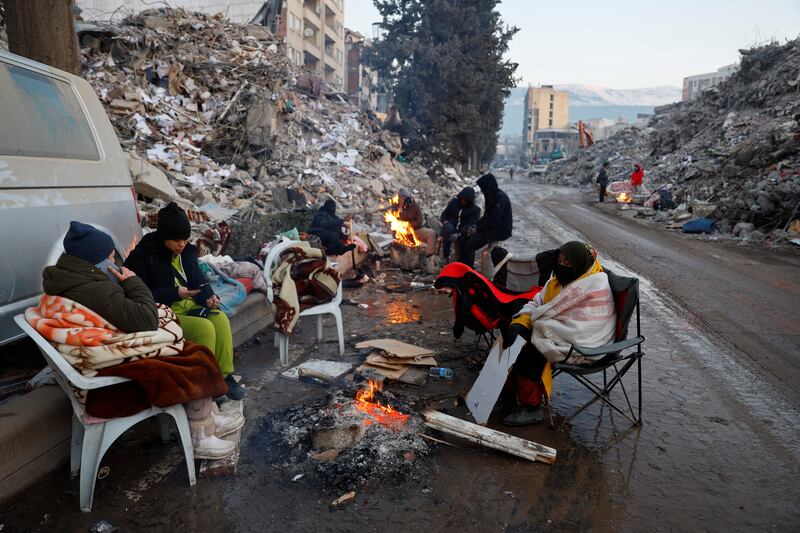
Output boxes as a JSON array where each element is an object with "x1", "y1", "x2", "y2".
[
  {"x1": 476, "y1": 173, "x2": 498, "y2": 194},
  {"x1": 457, "y1": 187, "x2": 476, "y2": 204},
  {"x1": 136, "y1": 231, "x2": 172, "y2": 258},
  {"x1": 42, "y1": 254, "x2": 111, "y2": 296},
  {"x1": 320, "y1": 199, "x2": 337, "y2": 215}
]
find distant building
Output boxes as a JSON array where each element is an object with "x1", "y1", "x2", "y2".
[
  {"x1": 493, "y1": 135, "x2": 523, "y2": 166},
  {"x1": 279, "y1": 0, "x2": 346, "y2": 91},
  {"x1": 682, "y1": 63, "x2": 738, "y2": 101},
  {"x1": 344, "y1": 29, "x2": 385, "y2": 113},
  {"x1": 521, "y1": 85, "x2": 569, "y2": 159},
  {"x1": 532, "y1": 128, "x2": 579, "y2": 160}
]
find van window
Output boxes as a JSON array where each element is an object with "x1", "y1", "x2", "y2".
[{"x1": 0, "y1": 62, "x2": 99, "y2": 160}]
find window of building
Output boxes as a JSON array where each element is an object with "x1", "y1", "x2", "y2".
[
  {"x1": 548, "y1": 119, "x2": 553, "y2": 127},
  {"x1": 289, "y1": 13, "x2": 302, "y2": 34},
  {"x1": 549, "y1": 94, "x2": 554, "y2": 101}
]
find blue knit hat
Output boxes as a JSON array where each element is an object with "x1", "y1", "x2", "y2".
[{"x1": 63, "y1": 221, "x2": 115, "y2": 265}]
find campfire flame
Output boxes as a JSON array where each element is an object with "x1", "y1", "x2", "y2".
[
  {"x1": 616, "y1": 192, "x2": 633, "y2": 203},
  {"x1": 384, "y1": 195, "x2": 422, "y2": 247},
  {"x1": 355, "y1": 379, "x2": 409, "y2": 429}
]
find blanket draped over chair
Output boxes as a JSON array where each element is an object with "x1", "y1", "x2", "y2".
[
  {"x1": 26, "y1": 295, "x2": 227, "y2": 418},
  {"x1": 271, "y1": 244, "x2": 340, "y2": 335}
]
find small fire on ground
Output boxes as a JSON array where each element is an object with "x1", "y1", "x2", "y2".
[
  {"x1": 616, "y1": 192, "x2": 633, "y2": 203},
  {"x1": 354, "y1": 379, "x2": 409, "y2": 429},
  {"x1": 383, "y1": 195, "x2": 422, "y2": 247}
]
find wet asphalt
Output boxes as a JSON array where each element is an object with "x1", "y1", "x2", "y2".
[{"x1": 1, "y1": 178, "x2": 798, "y2": 532}]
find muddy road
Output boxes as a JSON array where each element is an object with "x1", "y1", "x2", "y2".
[
  {"x1": 542, "y1": 185, "x2": 800, "y2": 404},
  {"x1": 1, "y1": 180, "x2": 799, "y2": 532}
]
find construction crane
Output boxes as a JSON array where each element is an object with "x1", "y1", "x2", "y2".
[{"x1": 578, "y1": 121, "x2": 595, "y2": 148}]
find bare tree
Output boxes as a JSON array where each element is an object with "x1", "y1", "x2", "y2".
[{"x1": 4, "y1": 0, "x2": 80, "y2": 74}]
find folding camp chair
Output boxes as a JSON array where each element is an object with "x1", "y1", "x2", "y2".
[
  {"x1": 545, "y1": 270, "x2": 645, "y2": 426},
  {"x1": 434, "y1": 262, "x2": 540, "y2": 349}
]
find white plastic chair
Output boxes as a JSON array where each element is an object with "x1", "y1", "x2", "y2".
[
  {"x1": 262, "y1": 238, "x2": 344, "y2": 365},
  {"x1": 14, "y1": 315, "x2": 196, "y2": 512}
]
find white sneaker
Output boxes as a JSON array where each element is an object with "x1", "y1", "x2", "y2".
[
  {"x1": 193, "y1": 434, "x2": 236, "y2": 460},
  {"x1": 212, "y1": 409, "x2": 245, "y2": 438}
]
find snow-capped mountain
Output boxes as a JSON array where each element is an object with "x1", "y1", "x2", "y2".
[
  {"x1": 501, "y1": 84, "x2": 681, "y2": 136},
  {"x1": 553, "y1": 84, "x2": 681, "y2": 106}
]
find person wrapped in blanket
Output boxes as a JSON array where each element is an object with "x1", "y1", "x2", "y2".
[
  {"x1": 125, "y1": 202, "x2": 244, "y2": 400},
  {"x1": 500, "y1": 241, "x2": 617, "y2": 426},
  {"x1": 35, "y1": 221, "x2": 243, "y2": 459}
]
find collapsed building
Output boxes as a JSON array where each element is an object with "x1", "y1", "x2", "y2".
[
  {"x1": 544, "y1": 39, "x2": 800, "y2": 242},
  {"x1": 78, "y1": 9, "x2": 463, "y2": 252}
]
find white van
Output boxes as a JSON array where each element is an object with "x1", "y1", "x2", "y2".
[{"x1": 0, "y1": 51, "x2": 141, "y2": 346}]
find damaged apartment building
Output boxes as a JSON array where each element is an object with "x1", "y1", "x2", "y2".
[
  {"x1": 78, "y1": 0, "x2": 348, "y2": 92},
  {"x1": 521, "y1": 85, "x2": 579, "y2": 161}
]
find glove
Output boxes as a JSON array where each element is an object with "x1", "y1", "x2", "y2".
[
  {"x1": 501, "y1": 322, "x2": 530, "y2": 350},
  {"x1": 448, "y1": 232, "x2": 460, "y2": 242}
]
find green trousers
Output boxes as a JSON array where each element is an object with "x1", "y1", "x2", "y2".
[{"x1": 172, "y1": 299, "x2": 234, "y2": 377}]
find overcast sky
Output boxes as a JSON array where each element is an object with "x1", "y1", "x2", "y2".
[{"x1": 345, "y1": 0, "x2": 800, "y2": 89}]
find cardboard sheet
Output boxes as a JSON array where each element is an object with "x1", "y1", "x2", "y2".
[
  {"x1": 355, "y1": 339, "x2": 434, "y2": 359},
  {"x1": 465, "y1": 337, "x2": 525, "y2": 425},
  {"x1": 367, "y1": 353, "x2": 437, "y2": 367}
]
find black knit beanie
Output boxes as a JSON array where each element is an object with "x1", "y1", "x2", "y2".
[
  {"x1": 157, "y1": 202, "x2": 191, "y2": 241},
  {"x1": 63, "y1": 221, "x2": 115, "y2": 265}
]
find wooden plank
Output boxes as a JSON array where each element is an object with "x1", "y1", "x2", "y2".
[
  {"x1": 355, "y1": 339, "x2": 434, "y2": 358},
  {"x1": 421, "y1": 409, "x2": 557, "y2": 464}
]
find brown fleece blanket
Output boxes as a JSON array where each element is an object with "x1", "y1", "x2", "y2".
[{"x1": 85, "y1": 342, "x2": 227, "y2": 419}]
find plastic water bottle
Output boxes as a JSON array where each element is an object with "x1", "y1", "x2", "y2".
[{"x1": 428, "y1": 367, "x2": 455, "y2": 379}]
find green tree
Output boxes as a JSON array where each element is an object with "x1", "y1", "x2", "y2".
[{"x1": 367, "y1": 0, "x2": 518, "y2": 170}]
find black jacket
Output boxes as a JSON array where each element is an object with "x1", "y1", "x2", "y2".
[
  {"x1": 441, "y1": 187, "x2": 481, "y2": 232},
  {"x1": 476, "y1": 173, "x2": 512, "y2": 241},
  {"x1": 124, "y1": 232, "x2": 213, "y2": 307},
  {"x1": 308, "y1": 200, "x2": 344, "y2": 235},
  {"x1": 597, "y1": 167, "x2": 609, "y2": 187}
]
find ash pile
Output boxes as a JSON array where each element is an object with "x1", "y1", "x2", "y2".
[
  {"x1": 254, "y1": 386, "x2": 431, "y2": 492},
  {"x1": 79, "y1": 8, "x2": 461, "y2": 244},
  {"x1": 546, "y1": 38, "x2": 800, "y2": 243}
]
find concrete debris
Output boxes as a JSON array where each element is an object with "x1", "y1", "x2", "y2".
[
  {"x1": 542, "y1": 38, "x2": 800, "y2": 246},
  {"x1": 79, "y1": 8, "x2": 460, "y2": 249}
]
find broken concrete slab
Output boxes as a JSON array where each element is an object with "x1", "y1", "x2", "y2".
[{"x1": 127, "y1": 152, "x2": 178, "y2": 201}]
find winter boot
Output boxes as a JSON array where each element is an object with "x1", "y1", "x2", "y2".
[
  {"x1": 189, "y1": 417, "x2": 236, "y2": 460},
  {"x1": 224, "y1": 375, "x2": 246, "y2": 401},
  {"x1": 211, "y1": 402, "x2": 245, "y2": 438},
  {"x1": 502, "y1": 405, "x2": 544, "y2": 426}
]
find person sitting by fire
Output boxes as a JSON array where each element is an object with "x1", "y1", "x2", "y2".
[
  {"x1": 307, "y1": 199, "x2": 357, "y2": 256},
  {"x1": 499, "y1": 241, "x2": 617, "y2": 426},
  {"x1": 398, "y1": 189, "x2": 438, "y2": 255},
  {"x1": 630, "y1": 163, "x2": 644, "y2": 194},
  {"x1": 458, "y1": 173, "x2": 512, "y2": 268},
  {"x1": 439, "y1": 187, "x2": 481, "y2": 262}
]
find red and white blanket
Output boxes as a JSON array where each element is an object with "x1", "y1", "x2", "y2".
[
  {"x1": 518, "y1": 272, "x2": 616, "y2": 364},
  {"x1": 25, "y1": 295, "x2": 184, "y2": 376}
]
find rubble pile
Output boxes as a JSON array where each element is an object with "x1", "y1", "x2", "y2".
[
  {"x1": 545, "y1": 38, "x2": 800, "y2": 242},
  {"x1": 80, "y1": 9, "x2": 460, "y2": 245},
  {"x1": 253, "y1": 390, "x2": 431, "y2": 492}
]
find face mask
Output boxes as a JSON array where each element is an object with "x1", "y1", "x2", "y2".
[
  {"x1": 553, "y1": 264, "x2": 578, "y2": 287},
  {"x1": 95, "y1": 258, "x2": 120, "y2": 284}
]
